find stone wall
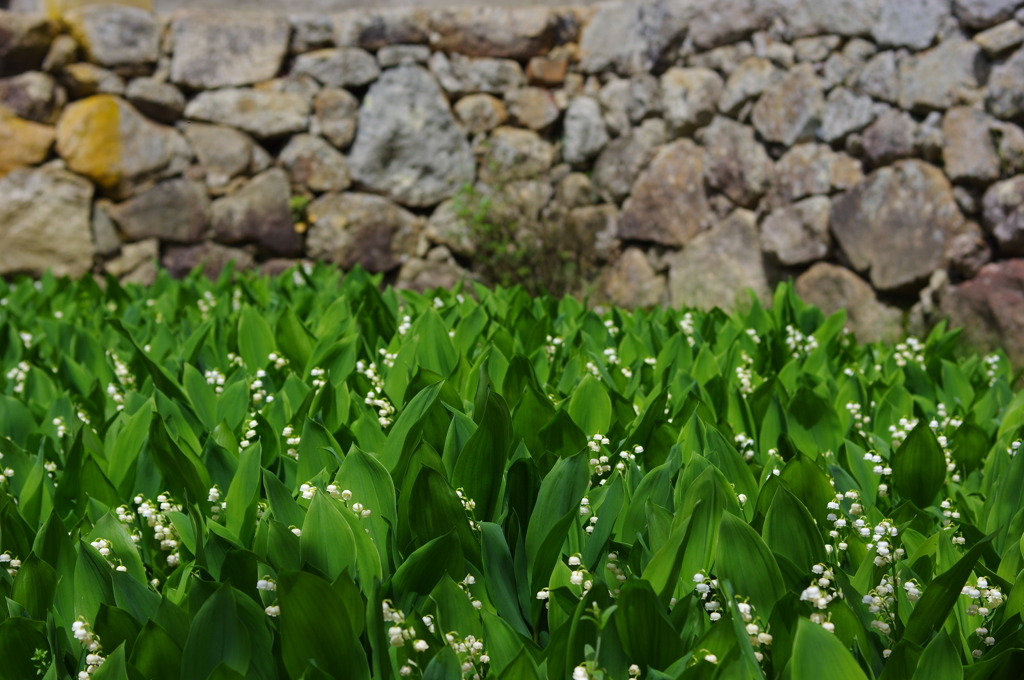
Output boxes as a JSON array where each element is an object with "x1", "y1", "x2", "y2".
[{"x1": 5, "y1": 1, "x2": 1024, "y2": 359}]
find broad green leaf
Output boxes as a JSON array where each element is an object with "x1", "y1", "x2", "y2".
[{"x1": 791, "y1": 617, "x2": 868, "y2": 680}]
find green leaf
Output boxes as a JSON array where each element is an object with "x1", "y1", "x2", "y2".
[
  {"x1": 453, "y1": 391, "x2": 512, "y2": 521},
  {"x1": 300, "y1": 492, "x2": 357, "y2": 581},
  {"x1": 892, "y1": 420, "x2": 946, "y2": 510},
  {"x1": 791, "y1": 617, "x2": 867, "y2": 680},
  {"x1": 181, "y1": 583, "x2": 250, "y2": 680},
  {"x1": 911, "y1": 630, "x2": 962, "y2": 680},
  {"x1": 567, "y1": 374, "x2": 612, "y2": 437},
  {"x1": 11, "y1": 553, "x2": 56, "y2": 620},
  {"x1": 238, "y1": 305, "x2": 276, "y2": 372},
  {"x1": 716, "y1": 512, "x2": 784, "y2": 617},
  {"x1": 763, "y1": 487, "x2": 826, "y2": 573}
]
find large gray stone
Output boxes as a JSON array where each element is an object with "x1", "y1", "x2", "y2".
[
  {"x1": 312, "y1": 88, "x2": 359, "y2": 150},
  {"x1": 292, "y1": 48, "x2": 380, "y2": 89},
  {"x1": 772, "y1": 143, "x2": 863, "y2": 203},
  {"x1": 598, "y1": 74, "x2": 660, "y2": 137},
  {"x1": 751, "y1": 63, "x2": 823, "y2": 147},
  {"x1": 184, "y1": 89, "x2": 309, "y2": 139},
  {"x1": 660, "y1": 67, "x2": 723, "y2": 136},
  {"x1": 592, "y1": 118, "x2": 667, "y2": 203},
  {"x1": 278, "y1": 134, "x2": 351, "y2": 194},
  {"x1": 760, "y1": 196, "x2": 832, "y2": 266},
  {"x1": 306, "y1": 192, "x2": 422, "y2": 272},
  {"x1": 688, "y1": 0, "x2": 774, "y2": 50},
  {"x1": 820, "y1": 87, "x2": 877, "y2": 143},
  {"x1": 871, "y1": 0, "x2": 949, "y2": 50},
  {"x1": 861, "y1": 109, "x2": 918, "y2": 168},
  {"x1": 604, "y1": 247, "x2": 666, "y2": 308},
  {"x1": 478, "y1": 126, "x2": 554, "y2": 183},
  {"x1": 288, "y1": 14, "x2": 334, "y2": 54},
  {"x1": 108, "y1": 178, "x2": 209, "y2": 244},
  {"x1": 429, "y1": 52, "x2": 524, "y2": 96},
  {"x1": 974, "y1": 19, "x2": 1024, "y2": 56},
  {"x1": 170, "y1": 13, "x2": 290, "y2": 90},
  {"x1": 986, "y1": 45, "x2": 1024, "y2": 120},
  {"x1": 428, "y1": 7, "x2": 558, "y2": 60},
  {"x1": 578, "y1": 1, "x2": 690, "y2": 75},
  {"x1": 333, "y1": 8, "x2": 430, "y2": 50},
  {"x1": 619, "y1": 139, "x2": 712, "y2": 247},
  {"x1": 64, "y1": 5, "x2": 158, "y2": 69},
  {"x1": 125, "y1": 78, "x2": 185, "y2": 124},
  {"x1": 795, "y1": 262, "x2": 903, "y2": 343},
  {"x1": 696, "y1": 116, "x2": 773, "y2": 209},
  {"x1": 348, "y1": 66, "x2": 474, "y2": 208},
  {"x1": 943, "y1": 106, "x2": 1001, "y2": 184},
  {"x1": 563, "y1": 96, "x2": 609, "y2": 165},
  {"x1": 853, "y1": 50, "x2": 900, "y2": 104},
  {"x1": 982, "y1": 175, "x2": 1024, "y2": 253},
  {"x1": 667, "y1": 209, "x2": 769, "y2": 312},
  {"x1": 899, "y1": 39, "x2": 985, "y2": 112},
  {"x1": 772, "y1": 0, "x2": 882, "y2": 39},
  {"x1": 830, "y1": 159, "x2": 965, "y2": 291},
  {"x1": 55, "y1": 94, "x2": 191, "y2": 200},
  {"x1": 184, "y1": 123, "x2": 259, "y2": 187},
  {"x1": 955, "y1": 0, "x2": 1024, "y2": 28},
  {"x1": 0, "y1": 165, "x2": 93, "y2": 278},
  {"x1": 210, "y1": 169, "x2": 301, "y2": 257},
  {"x1": 718, "y1": 56, "x2": 781, "y2": 116}
]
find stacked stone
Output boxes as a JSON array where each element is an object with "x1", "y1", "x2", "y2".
[{"x1": 4, "y1": 1, "x2": 1024, "y2": 358}]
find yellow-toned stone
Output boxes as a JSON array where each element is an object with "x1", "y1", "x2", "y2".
[
  {"x1": 0, "y1": 107, "x2": 55, "y2": 177},
  {"x1": 45, "y1": 0, "x2": 151, "y2": 17},
  {"x1": 55, "y1": 94, "x2": 190, "y2": 198}
]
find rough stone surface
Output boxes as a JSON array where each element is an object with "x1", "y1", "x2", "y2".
[
  {"x1": 184, "y1": 123, "x2": 257, "y2": 187},
  {"x1": 333, "y1": 8, "x2": 430, "y2": 51},
  {"x1": 377, "y1": 44, "x2": 432, "y2": 68},
  {"x1": 91, "y1": 200, "x2": 121, "y2": 257},
  {"x1": 943, "y1": 106, "x2": 1000, "y2": 184},
  {"x1": 871, "y1": 0, "x2": 948, "y2": 50},
  {"x1": 667, "y1": 209, "x2": 769, "y2": 312},
  {"x1": 940, "y1": 260, "x2": 1024, "y2": 368},
  {"x1": 505, "y1": 87, "x2": 560, "y2": 131},
  {"x1": 772, "y1": 143, "x2": 860, "y2": 203},
  {"x1": 555, "y1": 172, "x2": 600, "y2": 209},
  {"x1": 104, "y1": 237, "x2": 159, "y2": 280},
  {"x1": 0, "y1": 165, "x2": 94, "y2": 278},
  {"x1": 997, "y1": 120, "x2": 1024, "y2": 174},
  {"x1": 795, "y1": 262, "x2": 904, "y2": 343},
  {"x1": 0, "y1": 71, "x2": 63, "y2": 124},
  {"x1": 312, "y1": 88, "x2": 359, "y2": 149},
  {"x1": 397, "y1": 248, "x2": 472, "y2": 293},
  {"x1": 619, "y1": 139, "x2": 712, "y2": 247},
  {"x1": 563, "y1": 96, "x2": 609, "y2": 164},
  {"x1": 41, "y1": 34, "x2": 78, "y2": 75},
  {"x1": 718, "y1": 56, "x2": 781, "y2": 116},
  {"x1": 430, "y1": 52, "x2": 523, "y2": 96},
  {"x1": 348, "y1": 65, "x2": 474, "y2": 208},
  {"x1": 64, "y1": 5, "x2": 158, "y2": 69},
  {"x1": 0, "y1": 107, "x2": 53, "y2": 176},
  {"x1": 162, "y1": 241, "x2": 255, "y2": 280},
  {"x1": 986, "y1": 45, "x2": 1024, "y2": 120},
  {"x1": 899, "y1": 39, "x2": 985, "y2": 112},
  {"x1": 107, "y1": 178, "x2": 209, "y2": 244},
  {"x1": 526, "y1": 54, "x2": 569, "y2": 87},
  {"x1": 974, "y1": 19, "x2": 1024, "y2": 56},
  {"x1": 955, "y1": 0, "x2": 1024, "y2": 29},
  {"x1": 454, "y1": 93, "x2": 508, "y2": 134},
  {"x1": 170, "y1": 13, "x2": 290, "y2": 90},
  {"x1": 592, "y1": 118, "x2": 666, "y2": 203},
  {"x1": 125, "y1": 77, "x2": 185, "y2": 124},
  {"x1": 598, "y1": 74, "x2": 659, "y2": 137},
  {"x1": 428, "y1": 7, "x2": 557, "y2": 60},
  {"x1": 60, "y1": 63, "x2": 124, "y2": 99},
  {"x1": 948, "y1": 221, "x2": 993, "y2": 277},
  {"x1": 278, "y1": 133, "x2": 351, "y2": 193},
  {"x1": 211, "y1": 169, "x2": 301, "y2": 257},
  {"x1": 292, "y1": 48, "x2": 380, "y2": 89},
  {"x1": 697, "y1": 116, "x2": 773, "y2": 209},
  {"x1": 578, "y1": 1, "x2": 690, "y2": 75},
  {"x1": 831, "y1": 159, "x2": 965, "y2": 291},
  {"x1": 288, "y1": 14, "x2": 334, "y2": 55},
  {"x1": 55, "y1": 95, "x2": 191, "y2": 199},
  {"x1": 982, "y1": 175, "x2": 1024, "y2": 254},
  {"x1": 820, "y1": 87, "x2": 877, "y2": 143},
  {"x1": 752, "y1": 63, "x2": 823, "y2": 147},
  {"x1": 854, "y1": 50, "x2": 901, "y2": 104},
  {"x1": 306, "y1": 191, "x2": 421, "y2": 272},
  {"x1": 424, "y1": 197, "x2": 476, "y2": 257},
  {"x1": 761, "y1": 195, "x2": 833, "y2": 266},
  {"x1": 479, "y1": 126, "x2": 554, "y2": 183},
  {"x1": 659, "y1": 67, "x2": 722, "y2": 136},
  {"x1": 604, "y1": 247, "x2": 666, "y2": 308},
  {"x1": 862, "y1": 109, "x2": 919, "y2": 168},
  {"x1": 0, "y1": 11, "x2": 59, "y2": 77},
  {"x1": 184, "y1": 89, "x2": 309, "y2": 139}
]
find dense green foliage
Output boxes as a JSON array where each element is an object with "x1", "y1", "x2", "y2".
[{"x1": 0, "y1": 264, "x2": 1023, "y2": 680}]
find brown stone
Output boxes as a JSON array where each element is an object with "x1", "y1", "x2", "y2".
[
  {"x1": 397, "y1": 247, "x2": 472, "y2": 293},
  {"x1": 162, "y1": 241, "x2": 255, "y2": 280},
  {"x1": 60, "y1": 62, "x2": 124, "y2": 99},
  {"x1": 795, "y1": 263, "x2": 904, "y2": 343},
  {"x1": 604, "y1": 247, "x2": 666, "y2": 308},
  {"x1": 0, "y1": 11, "x2": 59, "y2": 77},
  {"x1": 718, "y1": 56, "x2": 780, "y2": 116},
  {"x1": 312, "y1": 88, "x2": 359, "y2": 150},
  {"x1": 592, "y1": 118, "x2": 667, "y2": 203},
  {"x1": 772, "y1": 143, "x2": 858, "y2": 204},
  {"x1": 660, "y1": 67, "x2": 722, "y2": 136},
  {"x1": 104, "y1": 238, "x2": 159, "y2": 279},
  {"x1": 942, "y1": 106, "x2": 1000, "y2": 184},
  {"x1": 751, "y1": 63, "x2": 823, "y2": 147},
  {"x1": 479, "y1": 126, "x2": 554, "y2": 183},
  {"x1": 861, "y1": 109, "x2": 918, "y2": 168},
  {"x1": 947, "y1": 221, "x2": 993, "y2": 278},
  {"x1": 830, "y1": 159, "x2": 965, "y2": 291},
  {"x1": 940, "y1": 260, "x2": 1024, "y2": 367},
  {"x1": 619, "y1": 139, "x2": 711, "y2": 247},
  {"x1": 184, "y1": 89, "x2": 310, "y2": 140},
  {"x1": 505, "y1": 87, "x2": 559, "y2": 131},
  {"x1": 0, "y1": 108, "x2": 54, "y2": 177},
  {"x1": 428, "y1": 7, "x2": 557, "y2": 60},
  {"x1": 982, "y1": 175, "x2": 1024, "y2": 254},
  {"x1": 306, "y1": 192, "x2": 422, "y2": 272},
  {"x1": 333, "y1": 8, "x2": 430, "y2": 51},
  {"x1": 278, "y1": 134, "x2": 351, "y2": 194},
  {"x1": 666, "y1": 209, "x2": 769, "y2": 312},
  {"x1": 760, "y1": 196, "x2": 832, "y2": 266},
  {"x1": 454, "y1": 93, "x2": 508, "y2": 134},
  {"x1": 526, "y1": 54, "x2": 569, "y2": 86},
  {"x1": 0, "y1": 71, "x2": 64, "y2": 124},
  {"x1": 210, "y1": 169, "x2": 301, "y2": 257},
  {"x1": 107, "y1": 178, "x2": 209, "y2": 244}
]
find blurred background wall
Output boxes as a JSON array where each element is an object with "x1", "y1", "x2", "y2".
[{"x1": 5, "y1": 0, "x2": 604, "y2": 11}]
